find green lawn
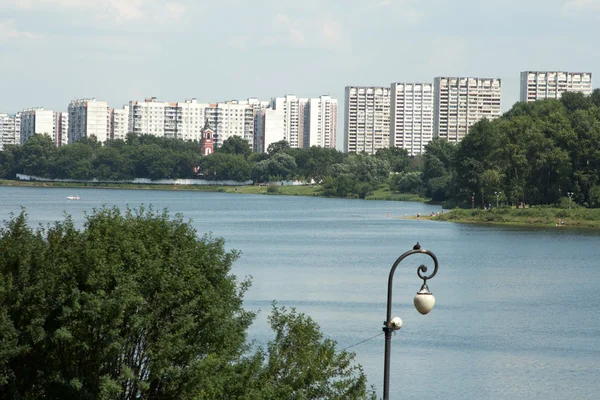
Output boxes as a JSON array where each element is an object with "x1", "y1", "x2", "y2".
[{"x1": 431, "y1": 207, "x2": 600, "y2": 228}]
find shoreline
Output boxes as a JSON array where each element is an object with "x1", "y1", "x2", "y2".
[{"x1": 4, "y1": 179, "x2": 598, "y2": 229}]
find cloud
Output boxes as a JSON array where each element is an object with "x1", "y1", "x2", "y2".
[
  {"x1": 372, "y1": 0, "x2": 423, "y2": 24},
  {"x1": 562, "y1": 0, "x2": 600, "y2": 15},
  {"x1": 0, "y1": 20, "x2": 39, "y2": 43},
  {"x1": 258, "y1": 13, "x2": 348, "y2": 49},
  {"x1": 274, "y1": 14, "x2": 306, "y2": 46},
  {"x1": 2, "y1": 0, "x2": 187, "y2": 25}
]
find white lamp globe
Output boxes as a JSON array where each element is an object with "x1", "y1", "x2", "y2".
[
  {"x1": 390, "y1": 316, "x2": 403, "y2": 331},
  {"x1": 414, "y1": 283, "x2": 435, "y2": 315}
]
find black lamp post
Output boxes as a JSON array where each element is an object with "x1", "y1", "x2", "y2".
[{"x1": 382, "y1": 243, "x2": 439, "y2": 400}]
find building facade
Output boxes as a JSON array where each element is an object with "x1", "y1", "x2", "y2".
[
  {"x1": 53, "y1": 112, "x2": 68, "y2": 147},
  {"x1": 520, "y1": 71, "x2": 593, "y2": 102},
  {"x1": 20, "y1": 108, "x2": 55, "y2": 144},
  {"x1": 306, "y1": 95, "x2": 338, "y2": 149},
  {"x1": 434, "y1": 77, "x2": 502, "y2": 144},
  {"x1": 110, "y1": 106, "x2": 129, "y2": 141},
  {"x1": 390, "y1": 83, "x2": 434, "y2": 156},
  {"x1": 344, "y1": 86, "x2": 391, "y2": 154},
  {"x1": 205, "y1": 101, "x2": 255, "y2": 148},
  {"x1": 0, "y1": 113, "x2": 20, "y2": 151},
  {"x1": 68, "y1": 98, "x2": 110, "y2": 143}
]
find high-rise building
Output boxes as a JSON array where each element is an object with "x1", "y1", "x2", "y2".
[
  {"x1": 306, "y1": 95, "x2": 338, "y2": 149},
  {"x1": 390, "y1": 83, "x2": 434, "y2": 156},
  {"x1": 175, "y1": 99, "x2": 210, "y2": 141},
  {"x1": 434, "y1": 77, "x2": 502, "y2": 144},
  {"x1": 0, "y1": 113, "x2": 20, "y2": 151},
  {"x1": 247, "y1": 98, "x2": 271, "y2": 153},
  {"x1": 344, "y1": 86, "x2": 391, "y2": 154},
  {"x1": 20, "y1": 108, "x2": 55, "y2": 144},
  {"x1": 267, "y1": 95, "x2": 308, "y2": 149},
  {"x1": 520, "y1": 71, "x2": 593, "y2": 102},
  {"x1": 205, "y1": 101, "x2": 255, "y2": 148},
  {"x1": 68, "y1": 98, "x2": 110, "y2": 143},
  {"x1": 129, "y1": 98, "x2": 169, "y2": 138},
  {"x1": 263, "y1": 108, "x2": 285, "y2": 152},
  {"x1": 53, "y1": 112, "x2": 68, "y2": 147},
  {"x1": 110, "y1": 106, "x2": 129, "y2": 141}
]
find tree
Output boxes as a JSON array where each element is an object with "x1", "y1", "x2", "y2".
[
  {"x1": 0, "y1": 208, "x2": 375, "y2": 399},
  {"x1": 0, "y1": 207, "x2": 254, "y2": 399},
  {"x1": 218, "y1": 136, "x2": 251, "y2": 158},
  {"x1": 18, "y1": 134, "x2": 58, "y2": 177},
  {"x1": 375, "y1": 147, "x2": 410, "y2": 173},
  {"x1": 266, "y1": 140, "x2": 290, "y2": 155},
  {"x1": 227, "y1": 305, "x2": 377, "y2": 400}
]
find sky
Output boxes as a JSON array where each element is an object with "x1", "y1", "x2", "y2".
[{"x1": 1, "y1": 0, "x2": 599, "y2": 131}]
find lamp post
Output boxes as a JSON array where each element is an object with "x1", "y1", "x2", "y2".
[
  {"x1": 382, "y1": 243, "x2": 439, "y2": 400},
  {"x1": 471, "y1": 192, "x2": 475, "y2": 209},
  {"x1": 567, "y1": 192, "x2": 573, "y2": 210},
  {"x1": 494, "y1": 191, "x2": 502, "y2": 208}
]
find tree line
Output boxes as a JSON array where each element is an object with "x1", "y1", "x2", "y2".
[{"x1": 2, "y1": 89, "x2": 600, "y2": 206}]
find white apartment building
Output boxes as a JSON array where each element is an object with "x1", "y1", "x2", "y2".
[
  {"x1": 110, "y1": 106, "x2": 129, "y2": 141},
  {"x1": 520, "y1": 71, "x2": 593, "y2": 102},
  {"x1": 344, "y1": 86, "x2": 391, "y2": 154},
  {"x1": 434, "y1": 77, "x2": 502, "y2": 144},
  {"x1": 248, "y1": 98, "x2": 271, "y2": 153},
  {"x1": 306, "y1": 95, "x2": 338, "y2": 149},
  {"x1": 68, "y1": 98, "x2": 110, "y2": 143},
  {"x1": 267, "y1": 95, "x2": 308, "y2": 149},
  {"x1": 176, "y1": 99, "x2": 210, "y2": 141},
  {"x1": 263, "y1": 108, "x2": 285, "y2": 152},
  {"x1": 20, "y1": 108, "x2": 55, "y2": 144},
  {"x1": 205, "y1": 101, "x2": 255, "y2": 148},
  {"x1": 129, "y1": 98, "x2": 170, "y2": 138},
  {"x1": 53, "y1": 112, "x2": 68, "y2": 147},
  {"x1": 390, "y1": 83, "x2": 434, "y2": 156},
  {"x1": 0, "y1": 113, "x2": 20, "y2": 151}
]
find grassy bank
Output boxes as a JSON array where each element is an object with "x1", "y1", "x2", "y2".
[
  {"x1": 0, "y1": 179, "x2": 428, "y2": 201},
  {"x1": 430, "y1": 207, "x2": 600, "y2": 228}
]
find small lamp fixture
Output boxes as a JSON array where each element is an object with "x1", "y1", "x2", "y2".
[{"x1": 413, "y1": 281, "x2": 435, "y2": 315}]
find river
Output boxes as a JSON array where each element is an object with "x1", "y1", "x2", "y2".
[{"x1": 1, "y1": 186, "x2": 599, "y2": 399}]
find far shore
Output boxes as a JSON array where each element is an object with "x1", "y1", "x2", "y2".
[{"x1": 4, "y1": 179, "x2": 598, "y2": 229}]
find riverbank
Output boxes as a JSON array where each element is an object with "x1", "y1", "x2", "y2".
[
  {"x1": 0, "y1": 179, "x2": 427, "y2": 201},
  {"x1": 421, "y1": 207, "x2": 600, "y2": 229}
]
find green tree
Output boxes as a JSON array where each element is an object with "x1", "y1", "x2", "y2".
[
  {"x1": 0, "y1": 208, "x2": 376, "y2": 399},
  {"x1": 375, "y1": 147, "x2": 410, "y2": 173},
  {"x1": 218, "y1": 136, "x2": 251, "y2": 158},
  {"x1": 229, "y1": 305, "x2": 377, "y2": 400},
  {"x1": 18, "y1": 134, "x2": 58, "y2": 177},
  {"x1": 266, "y1": 140, "x2": 290, "y2": 155}
]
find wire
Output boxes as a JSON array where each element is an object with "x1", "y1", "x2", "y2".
[{"x1": 340, "y1": 332, "x2": 384, "y2": 351}]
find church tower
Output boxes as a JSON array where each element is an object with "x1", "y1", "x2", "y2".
[{"x1": 200, "y1": 119, "x2": 214, "y2": 156}]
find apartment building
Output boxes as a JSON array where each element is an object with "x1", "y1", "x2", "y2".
[
  {"x1": 390, "y1": 83, "x2": 434, "y2": 156},
  {"x1": 248, "y1": 98, "x2": 271, "y2": 153},
  {"x1": 205, "y1": 101, "x2": 255, "y2": 148},
  {"x1": 344, "y1": 86, "x2": 391, "y2": 154},
  {"x1": 434, "y1": 77, "x2": 502, "y2": 144},
  {"x1": 53, "y1": 112, "x2": 68, "y2": 147},
  {"x1": 266, "y1": 95, "x2": 307, "y2": 149},
  {"x1": 520, "y1": 71, "x2": 592, "y2": 102},
  {"x1": 176, "y1": 99, "x2": 210, "y2": 142},
  {"x1": 129, "y1": 98, "x2": 170, "y2": 137},
  {"x1": 20, "y1": 108, "x2": 55, "y2": 144},
  {"x1": 68, "y1": 98, "x2": 110, "y2": 143},
  {"x1": 0, "y1": 113, "x2": 20, "y2": 151},
  {"x1": 306, "y1": 95, "x2": 338, "y2": 149},
  {"x1": 110, "y1": 106, "x2": 129, "y2": 140}
]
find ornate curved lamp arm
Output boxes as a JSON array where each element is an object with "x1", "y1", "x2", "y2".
[{"x1": 385, "y1": 242, "x2": 439, "y2": 324}]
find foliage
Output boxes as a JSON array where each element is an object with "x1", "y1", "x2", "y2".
[
  {"x1": 217, "y1": 136, "x2": 252, "y2": 158},
  {"x1": 0, "y1": 208, "x2": 375, "y2": 399}
]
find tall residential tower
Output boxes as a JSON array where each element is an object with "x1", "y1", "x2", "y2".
[
  {"x1": 344, "y1": 86, "x2": 391, "y2": 154},
  {"x1": 434, "y1": 77, "x2": 502, "y2": 144},
  {"x1": 520, "y1": 71, "x2": 592, "y2": 102},
  {"x1": 390, "y1": 82, "x2": 434, "y2": 156}
]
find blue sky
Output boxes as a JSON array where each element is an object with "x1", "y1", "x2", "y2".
[{"x1": 1, "y1": 0, "x2": 598, "y2": 117}]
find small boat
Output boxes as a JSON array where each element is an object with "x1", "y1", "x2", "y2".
[{"x1": 66, "y1": 195, "x2": 80, "y2": 201}]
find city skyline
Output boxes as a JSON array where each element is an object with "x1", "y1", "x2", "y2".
[{"x1": 2, "y1": 0, "x2": 599, "y2": 149}]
